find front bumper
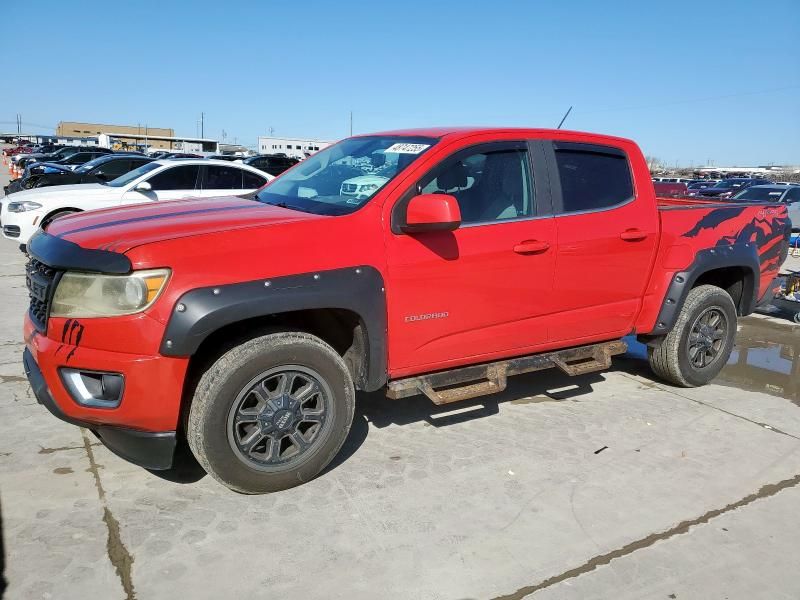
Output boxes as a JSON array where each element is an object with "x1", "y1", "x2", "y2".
[
  {"x1": 24, "y1": 348, "x2": 177, "y2": 469},
  {"x1": 1, "y1": 206, "x2": 40, "y2": 244}
]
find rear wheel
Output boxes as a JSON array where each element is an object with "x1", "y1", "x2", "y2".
[
  {"x1": 648, "y1": 285, "x2": 737, "y2": 387},
  {"x1": 187, "y1": 332, "x2": 355, "y2": 494}
]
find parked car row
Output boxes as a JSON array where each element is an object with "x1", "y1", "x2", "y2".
[
  {"x1": 1, "y1": 159, "x2": 274, "y2": 246},
  {"x1": 4, "y1": 153, "x2": 153, "y2": 195}
]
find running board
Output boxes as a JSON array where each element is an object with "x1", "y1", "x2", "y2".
[{"x1": 386, "y1": 340, "x2": 628, "y2": 405}]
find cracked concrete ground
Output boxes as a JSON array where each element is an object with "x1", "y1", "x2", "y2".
[{"x1": 1, "y1": 166, "x2": 800, "y2": 599}]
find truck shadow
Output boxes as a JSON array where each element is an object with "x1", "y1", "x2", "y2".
[
  {"x1": 152, "y1": 368, "x2": 610, "y2": 485},
  {"x1": 325, "y1": 369, "x2": 606, "y2": 474}
]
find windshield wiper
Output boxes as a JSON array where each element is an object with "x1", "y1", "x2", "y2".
[{"x1": 271, "y1": 201, "x2": 307, "y2": 213}]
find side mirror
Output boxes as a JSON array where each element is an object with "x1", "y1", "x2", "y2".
[
  {"x1": 401, "y1": 193, "x2": 461, "y2": 233},
  {"x1": 94, "y1": 172, "x2": 107, "y2": 181},
  {"x1": 134, "y1": 181, "x2": 152, "y2": 192}
]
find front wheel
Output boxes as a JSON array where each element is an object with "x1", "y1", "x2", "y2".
[
  {"x1": 648, "y1": 284, "x2": 737, "y2": 387},
  {"x1": 187, "y1": 332, "x2": 355, "y2": 493},
  {"x1": 41, "y1": 209, "x2": 78, "y2": 230}
]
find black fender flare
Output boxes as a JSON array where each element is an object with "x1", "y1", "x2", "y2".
[
  {"x1": 159, "y1": 266, "x2": 387, "y2": 391},
  {"x1": 649, "y1": 243, "x2": 760, "y2": 336}
]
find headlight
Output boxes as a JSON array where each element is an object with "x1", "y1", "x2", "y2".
[
  {"x1": 51, "y1": 269, "x2": 170, "y2": 318},
  {"x1": 7, "y1": 201, "x2": 43, "y2": 212}
]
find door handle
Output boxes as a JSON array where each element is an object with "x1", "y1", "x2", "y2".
[
  {"x1": 620, "y1": 229, "x2": 648, "y2": 241},
  {"x1": 513, "y1": 240, "x2": 550, "y2": 254}
]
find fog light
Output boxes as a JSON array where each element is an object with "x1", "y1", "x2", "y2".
[{"x1": 59, "y1": 369, "x2": 124, "y2": 408}]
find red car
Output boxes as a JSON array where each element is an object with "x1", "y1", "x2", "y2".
[
  {"x1": 653, "y1": 181, "x2": 688, "y2": 197},
  {"x1": 3, "y1": 144, "x2": 34, "y2": 157},
  {"x1": 22, "y1": 127, "x2": 791, "y2": 493}
]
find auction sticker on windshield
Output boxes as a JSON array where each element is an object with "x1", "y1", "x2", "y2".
[{"x1": 384, "y1": 143, "x2": 430, "y2": 154}]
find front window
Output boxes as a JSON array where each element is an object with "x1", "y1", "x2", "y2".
[
  {"x1": 255, "y1": 136, "x2": 437, "y2": 215},
  {"x1": 106, "y1": 162, "x2": 161, "y2": 187}
]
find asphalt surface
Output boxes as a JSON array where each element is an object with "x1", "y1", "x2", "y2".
[{"x1": 2, "y1": 161, "x2": 800, "y2": 600}]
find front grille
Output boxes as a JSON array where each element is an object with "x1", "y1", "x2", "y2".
[
  {"x1": 341, "y1": 183, "x2": 357, "y2": 194},
  {"x1": 26, "y1": 258, "x2": 60, "y2": 332},
  {"x1": 3, "y1": 225, "x2": 20, "y2": 238}
]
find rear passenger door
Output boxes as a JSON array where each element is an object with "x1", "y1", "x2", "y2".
[{"x1": 545, "y1": 141, "x2": 659, "y2": 342}]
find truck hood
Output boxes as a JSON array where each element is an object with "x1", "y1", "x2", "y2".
[{"x1": 45, "y1": 196, "x2": 324, "y2": 253}]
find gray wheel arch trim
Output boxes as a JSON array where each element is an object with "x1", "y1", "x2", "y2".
[
  {"x1": 159, "y1": 266, "x2": 387, "y2": 391},
  {"x1": 649, "y1": 243, "x2": 760, "y2": 336}
]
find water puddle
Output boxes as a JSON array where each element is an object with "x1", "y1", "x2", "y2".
[{"x1": 625, "y1": 317, "x2": 800, "y2": 405}]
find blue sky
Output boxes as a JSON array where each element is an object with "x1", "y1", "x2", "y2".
[{"x1": 3, "y1": 0, "x2": 798, "y2": 165}]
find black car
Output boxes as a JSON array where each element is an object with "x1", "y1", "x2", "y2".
[
  {"x1": 241, "y1": 154, "x2": 299, "y2": 176},
  {"x1": 160, "y1": 152, "x2": 203, "y2": 159},
  {"x1": 27, "y1": 150, "x2": 116, "y2": 174},
  {"x1": 207, "y1": 154, "x2": 244, "y2": 161},
  {"x1": 6, "y1": 154, "x2": 154, "y2": 194},
  {"x1": 17, "y1": 145, "x2": 113, "y2": 170},
  {"x1": 698, "y1": 178, "x2": 772, "y2": 199}
]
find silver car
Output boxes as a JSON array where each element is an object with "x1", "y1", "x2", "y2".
[{"x1": 733, "y1": 185, "x2": 800, "y2": 232}]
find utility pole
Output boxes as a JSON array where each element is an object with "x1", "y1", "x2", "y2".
[
  {"x1": 201, "y1": 112, "x2": 204, "y2": 138},
  {"x1": 16, "y1": 113, "x2": 21, "y2": 137}
]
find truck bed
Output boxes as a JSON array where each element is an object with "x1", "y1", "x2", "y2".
[{"x1": 657, "y1": 197, "x2": 790, "y2": 300}]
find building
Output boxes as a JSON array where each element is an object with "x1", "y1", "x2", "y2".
[
  {"x1": 257, "y1": 136, "x2": 333, "y2": 159},
  {"x1": 97, "y1": 133, "x2": 218, "y2": 153},
  {"x1": 57, "y1": 121, "x2": 175, "y2": 149}
]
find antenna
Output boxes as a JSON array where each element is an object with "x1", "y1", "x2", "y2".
[{"x1": 557, "y1": 106, "x2": 573, "y2": 129}]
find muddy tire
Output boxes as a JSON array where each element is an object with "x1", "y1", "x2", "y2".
[
  {"x1": 648, "y1": 285, "x2": 737, "y2": 387},
  {"x1": 187, "y1": 332, "x2": 355, "y2": 494}
]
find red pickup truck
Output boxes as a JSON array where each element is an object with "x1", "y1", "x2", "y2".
[{"x1": 22, "y1": 128, "x2": 791, "y2": 493}]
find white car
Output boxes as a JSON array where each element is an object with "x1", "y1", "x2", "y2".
[
  {"x1": 339, "y1": 174, "x2": 389, "y2": 203},
  {"x1": 0, "y1": 159, "x2": 272, "y2": 245}
]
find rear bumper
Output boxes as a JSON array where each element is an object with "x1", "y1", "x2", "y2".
[{"x1": 23, "y1": 347, "x2": 177, "y2": 470}]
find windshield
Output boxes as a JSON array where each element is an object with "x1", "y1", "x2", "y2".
[
  {"x1": 52, "y1": 147, "x2": 77, "y2": 157},
  {"x1": 733, "y1": 187, "x2": 785, "y2": 202},
  {"x1": 106, "y1": 162, "x2": 161, "y2": 187},
  {"x1": 255, "y1": 135, "x2": 438, "y2": 215},
  {"x1": 712, "y1": 180, "x2": 744, "y2": 189},
  {"x1": 75, "y1": 156, "x2": 112, "y2": 173}
]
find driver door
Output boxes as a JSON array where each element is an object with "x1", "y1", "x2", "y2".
[{"x1": 384, "y1": 141, "x2": 557, "y2": 376}]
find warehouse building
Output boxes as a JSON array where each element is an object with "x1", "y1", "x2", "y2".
[
  {"x1": 257, "y1": 136, "x2": 333, "y2": 159},
  {"x1": 57, "y1": 121, "x2": 175, "y2": 149}
]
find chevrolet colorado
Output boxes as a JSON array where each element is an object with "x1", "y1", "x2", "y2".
[{"x1": 22, "y1": 128, "x2": 791, "y2": 493}]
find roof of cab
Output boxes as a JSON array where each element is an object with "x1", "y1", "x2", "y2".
[{"x1": 360, "y1": 126, "x2": 635, "y2": 145}]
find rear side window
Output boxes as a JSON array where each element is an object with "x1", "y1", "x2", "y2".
[
  {"x1": 554, "y1": 144, "x2": 634, "y2": 213},
  {"x1": 242, "y1": 170, "x2": 268, "y2": 189},
  {"x1": 147, "y1": 165, "x2": 201, "y2": 190},
  {"x1": 204, "y1": 165, "x2": 244, "y2": 189}
]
